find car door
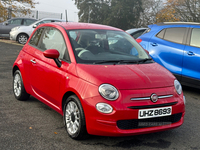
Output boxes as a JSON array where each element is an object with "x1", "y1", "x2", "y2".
[
  {"x1": 148, "y1": 27, "x2": 187, "y2": 80},
  {"x1": 2, "y1": 18, "x2": 22, "y2": 35},
  {"x1": 27, "y1": 27, "x2": 70, "y2": 108},
  {"x1": 182, "y1": 27, "x2": 200, "y2": 87}
]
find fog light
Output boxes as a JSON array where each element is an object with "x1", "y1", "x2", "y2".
[{"x1": 96, "y1": 103, "x2": 113, "y2": 114}]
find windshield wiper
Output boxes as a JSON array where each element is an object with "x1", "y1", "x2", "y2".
[
  {"x1": 93, "y1": 58, "x2": 153, "y2": 64},
  {"x1": 93, "y1": 60, "x2": 138, "y2": 64},
  {"x1": 137, "y1": 58, "x2": 153, "y2": 64}
]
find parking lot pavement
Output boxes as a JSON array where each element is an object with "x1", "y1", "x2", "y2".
[
  {"x1": 0, "y1": 38, "x2": 22, "y2": 46},
  {"x1": 0, "y1": 40, "x2": 200, "y2": 150}
]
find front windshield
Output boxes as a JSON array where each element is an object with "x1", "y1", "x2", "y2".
[{"x1": 68, "y1": 29, "x2": 151, "y2": 64}]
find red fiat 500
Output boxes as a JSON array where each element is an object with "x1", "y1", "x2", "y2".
[{"x1": 12, "y1": 22, "x2": 185, "y2": 140}]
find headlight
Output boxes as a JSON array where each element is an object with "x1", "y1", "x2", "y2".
[
  {"x1": 174, "y1": 79, "x2": 182, "y2": 95},
  {"x1": 12, "y1": 26, "x2": 20, "y2": 31},
  {"x1": 96, "y1": 103, "x2": 113, "y2": 114},
  {"x1": 99, "y1": 84, "x2": 119, "y2": 100}
]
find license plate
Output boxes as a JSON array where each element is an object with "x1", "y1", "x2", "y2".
[{"x1": 138, "y1": 106, "x2": 172, "y2": 119}]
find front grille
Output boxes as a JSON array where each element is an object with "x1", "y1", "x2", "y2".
[
  {"x1": 128, "y1": 102, "x2": 178, "y2": 109},
  {"x1": 117, "y1": 113, "x2": 182, "y2": 130}
]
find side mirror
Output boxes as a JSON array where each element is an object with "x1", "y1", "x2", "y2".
[
  {"x1": 43, "y1": 49, "x2": 61, "y2": 67},
  {"x1": 3, "y1": 22, "x2": 8, "y2": 26},
  {"x1": 33, "y1": 24, "x2": 37, "y2": 28}
]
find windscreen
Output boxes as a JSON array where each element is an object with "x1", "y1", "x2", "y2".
[{"x1": 68, "y1": 29, "x2": 151, "y2": 64}]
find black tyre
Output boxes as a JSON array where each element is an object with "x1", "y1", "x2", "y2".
[
  {"x1": 63, "y1": 95, "x2": 88, "y2": 140},
  {"x1": 13, "y1": 70, "x2": 30, "y2": 101},
  {"x1": 17, "y1": 34, "x2": 29, "y2": 45}
]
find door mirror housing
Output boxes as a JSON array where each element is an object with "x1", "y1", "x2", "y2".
[
  {"x1": 43, "y1": 49, "x2": 59, "y2": 59},
  {"x1": 43, "y1": 49, "x2": 61, "y2": 67},
  {"x1": 3, "y1": 22, "x2": 9, "y2": 26},
  {"x1": 33, "y1": 24, "x2": 37, "y2": 28}
]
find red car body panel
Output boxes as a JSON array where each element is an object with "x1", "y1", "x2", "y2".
[
  {"x1": 76, "y1": 63, "x2": 175, "y2": 89},
  {"x1": 13, "y1": 22, "x2": 185, "y2": 137}
]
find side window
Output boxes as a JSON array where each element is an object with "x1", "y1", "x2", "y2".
[
  {"x1": 24, "y1": 19, "x2": 36, "y2": 25},
  {"x1": 163, "y1": 28, "x2": 186, "y2": 44},
  {"x1": 29, "y1": 28, "x2": 44, "y2": 46},
  {"x1": 8, "y1": 19, "x2": 22, "y2": 25},
  {"x1": 156, "y1": 29, "x2": 165, "y2": 39},
  {"x1": 190, "y1": 28, "x2": 200, "y2": 48},
  {"x1": 35, "y1": 21, "x2": 45, "y2": 26},
  {"x1": 39, "y1": 28, "x2": 68, "y2": 60}
]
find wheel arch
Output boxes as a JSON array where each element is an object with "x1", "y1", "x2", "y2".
[
  {"x1": 17, "y1": 32, "x2": 29, "y2": 39},
  {"x1": 62, "y1": 90, "x2": 83, "y2": 113},
  {"x1": 12, "y1": 65, "x2": 20, "y2": 76},
  {"x1": 12, "y1": 63, "x2": 31, "y2": 95}
]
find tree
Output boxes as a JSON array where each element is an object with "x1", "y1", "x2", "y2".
[
  {"x1": 138, "y1": 0, "x2": 164, "y2": 27},
  {"x1": 156, "y1": 0, "x2": 200, "y2": 22},
  {"x1": 106, "y1": 0, "x2": 143, "y2": 30},
  {"x1": 156, "y1": 5, "x2": 180, "y2": 22},
  {"x1": 73, "y1": 0, "x2": 111, "y2": 23},
  {"x1": 73, "y1": 0, "x2": 143, "y2": 30},
  {"x1": 0, "y1": 0, "x2": 37, "y2": 22}
]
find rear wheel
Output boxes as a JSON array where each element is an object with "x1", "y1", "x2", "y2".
[
  {"x1": 63, "y1": 95, "x2": 88, "y2": 140},
  {"x1": 13, "y1": 70, "x2": 30, "y2": 101},
  {"x1": 17, "y1": 34, "x2": 29, "y2": 45}
]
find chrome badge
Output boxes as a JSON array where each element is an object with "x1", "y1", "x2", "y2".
[{"x1": 150, "y1": 93, "x2": 158, "y2": 103}]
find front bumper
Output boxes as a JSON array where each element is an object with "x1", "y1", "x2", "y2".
[
  {"x1": 10, "y1": 30, "x2": 18, "y2": 41},
  {"x1": 82, "y1": 87, "x2": 185, "y2": 136}
]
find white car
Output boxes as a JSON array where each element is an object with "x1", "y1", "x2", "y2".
[{"x1": 10, "y1": 18, "x2": 65, "y2": 44}]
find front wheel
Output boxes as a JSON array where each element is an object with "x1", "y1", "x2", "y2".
[
  {"x1": 13, "y1": 70, "x2": 30, "y2": 101},
  {"x1": 17, "y1": 34, "x2": 29, "y2": 45},
  {"x1": 63, "y1": 95, "x2": 88, "y2": 140}
]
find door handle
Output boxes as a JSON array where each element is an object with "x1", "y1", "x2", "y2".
[
  {"x1": 187, "y1": 51, "x2": 195, "y2": 56},
  {"x1": 151, "y1": 43, "x2": 158, "y2": 46},
  {"x1": 30, "y1": 59, "x2": 36, "y2": 64}
]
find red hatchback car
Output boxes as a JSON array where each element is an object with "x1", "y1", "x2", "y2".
[{"x1": 12, "y1": 22, "x2": 185, "y2": 140}]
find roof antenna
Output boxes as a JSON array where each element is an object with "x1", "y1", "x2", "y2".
[{"x1": 65, "y1": 10, "x2": 68, "y2": 22}]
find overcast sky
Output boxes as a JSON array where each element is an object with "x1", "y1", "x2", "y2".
[{"x1": 34, "y1": 0, "x2": 79, "y2": 22}]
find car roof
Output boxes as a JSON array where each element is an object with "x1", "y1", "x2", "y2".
[
  {"x1": 47, "y1": 22, "x2": 123, "y2": 31},
  {"x1": 6, "y1": 17, "x2": 37, "y2": 21},
  {"x1": 38, "y1": 18, "x2": 64, "y2": 21},
  {"x1": 10, "y1": 17, "x2": 37, "y2": 20},
  {"x1": 29, "y1": 18, "x2": 65, "y2": 26},
  {"x1": 156, "y1": 22, "x2": 200, "y2": 26}
]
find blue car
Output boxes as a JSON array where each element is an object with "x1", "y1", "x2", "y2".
[{"x1": 137, "y1": 22, "x2": 200, "y2": 88}]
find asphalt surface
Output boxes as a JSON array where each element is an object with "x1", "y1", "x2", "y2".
[{"x1": 0, "y1": 40, "x2": 200, "y2": 150}]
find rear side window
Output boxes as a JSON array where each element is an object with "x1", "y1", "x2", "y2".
[
  {"x1": 156, "y1": 29, "x2": 165, "y2": 38},
  {"x1": 190, "y1": 28, "x2": 200, "y2": 48},
  {"x1": 156, "y1": 28, "x2": 186, "y2": 44}
]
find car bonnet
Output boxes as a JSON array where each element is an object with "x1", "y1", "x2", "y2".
[{"x1": 76, "y1": 63, "x2": 175, "y2": 90}]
